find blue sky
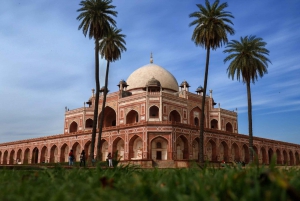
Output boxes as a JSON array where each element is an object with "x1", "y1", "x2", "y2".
[{"x1": 0, "y1": 0, "x2": 299, "y2": 144}]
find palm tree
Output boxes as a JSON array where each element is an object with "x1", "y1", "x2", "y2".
[
  {"x1": 77, "y1": 0, "x2": 117, "y2": 162},
  {"x1": 96, "y1": 27, "x2": 126, "y2": 160},
  {"x1": 189, "y1": 0, "x2": 234, "y2": 163},
  {"x1": 224, "y1": 35, "x2": 271, "y2": 163}
]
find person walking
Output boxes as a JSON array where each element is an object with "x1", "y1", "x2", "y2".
[
  {"x1": 80, "y1": 150, "x2": 86, "y2": 167},
  {"x1": 69, "y1": 149, "x2": 74, "y2": 166},
  {"x1": 107, "y1": 152, "x2": 113, "y2": 167}
]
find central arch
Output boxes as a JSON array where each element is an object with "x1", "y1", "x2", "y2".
[
  {"x1": 151, "y1": 137, "x2": 168, "y2": 160},
  {"x1": 126, "y1": 110, "x2": 139, "y2": 124},
  {"x1": 169, "y1": 110, "x2": 181, "y2": 123},
  {"x1": 69, "y1": 121, "x2": 78, "y2": 133},
  {"x1": 99, "y1": 106, "x2": 117, "y2": 128},
  {"x1": 31, "y1": 147, "x2": 39, "y2": 164}
]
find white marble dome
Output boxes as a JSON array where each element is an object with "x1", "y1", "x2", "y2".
[{"x1": 126, "y1": 63, "x2": 179, "y2": 92}]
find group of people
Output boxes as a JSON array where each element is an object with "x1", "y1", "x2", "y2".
[{"x1": 68, "y1": 150, "x2": 113, "y2": 168}]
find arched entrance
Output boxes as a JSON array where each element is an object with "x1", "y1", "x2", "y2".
[
  {"x1": 84, "y1": 141, "x2": 91, "y2": 160},
  {"x1": 190, "y1": 107, "x2": 201, "y2": 126},
  {"x1": 226, "y1": 123, "x2": 233, "y2": 132},
  {"x1": 151, "y1": 137, "x2": 168, "y2": 160},
  {"x1": 283, "y1": 150, "x2": 288, "y2": 165},
  {"x1": 149, "y1": 105, "x2": 159, "y2": 119},
  {"x1": 231, "y1": 143, "x2": 239, "y2": 162},
  {"x1": 295, "y1": 152, "x2": 300, "y2": 165},
  {"x1": 268, "y1": 148, "x2": 274, "y2": 164},
  {"x1": 241, "y1": 144, "x2": 249, "y2": 163},
  {"x1": 40, "y1": 146, "x2": 48, "y2": 163},
  {"x1": 60, "y1": 144, "x2": 69, "y2": 162},
  {"x1": 169, "y1": 110, "x2": 181, "y2": 123},
  {"x1": 219, "y1": 141, "x2": 229, "y2": 162},
  {"x1": 211, "y1": 119, "x2": 218, "y2": 129},
  {"x1": 192, "y1": 138, "x2": 199, "y2": 160},
  {"x1": 261, "y1": 147, "x2": 267, "y2": 164},
  {"x1": 276, "y1": 149, "x2": 282, "y2": 165},
  {"x1": 112, "y1": 137, "x2": 125, "y2": 161},
  {"x1": 101, "y1": 140, "x2": 109, "y2": 161},
  {"x1": 69, "y1": 121, "x2": 78, "y2": 133},
  {"x1": 206, "y1": 139, "x2": 217, "y2": 162},
  {"x1": 289, "y1": 151, "x2": 294, "y2": 165},
  {"x1": 17, "y1": 149, "x2": 22, "y2": 164},
  {"x1": 23, "y1": 148, "x2": 30, "y2": 164},
  {"x1": 50, "y1": 145, "x2": 58, "y2": 163},
  {"x1": 175, "y1": 135, "x2": 189, "y2": 160},
  {"x1": 72, "y1": 142, "x2": 81, "y2": 162},
  {"x1": 126, "y1": 110, "x2": 139, "y2": 124},
  {"x1": 3, "y1": 151, "x2": 8, "y2": 165},
  {"x1": 129, "y1": 135, "x2": 143, "y2": 160},
  {"x1": 85, "y1": 119, "x2": 93, "y2": 129},
  {"x1": 9, "y1": 150, "x2": 15, "y2": 164},
  {"x1": 99, "y1": 106, "x2": 117, "y2": 128},
  {"x1": 31, "y1": 147, "x2": 39, "y2": 164}
]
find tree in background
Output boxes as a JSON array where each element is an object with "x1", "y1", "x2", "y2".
[
  {"x1": 224, "y1": 35, "x2": 271, "y2": 163},
  {"x1": 77, "y1": 0, "x2": 117, "y2": 162},
  {"x1": 97, "y1": 27, "x2": 126, "y2": 160},
  {"x1": 189, "y1": 0, "x2": 234, "y2": 163}
]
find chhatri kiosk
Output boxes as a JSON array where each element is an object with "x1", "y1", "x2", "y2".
[{"x1": 0, "y1": 55, "x2": 299, "y2": 167}]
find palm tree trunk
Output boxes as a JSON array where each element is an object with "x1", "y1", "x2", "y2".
[
  {"x1": 199, "y1": 46, "x2": 210, "y2": 163},
  {"x1": 90, "y1": 38, "x2": 100, "y2": 163},
  {"x1": 246, "y1": 81, "x2": 253, "y2": 163},
  {"x1": 96, "y1": 60, "x2": 110, "y2": 161}
]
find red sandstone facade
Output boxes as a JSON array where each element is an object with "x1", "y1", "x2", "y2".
[{"x1": 1, "y1": 60, "x2": 299, "y2": 166}]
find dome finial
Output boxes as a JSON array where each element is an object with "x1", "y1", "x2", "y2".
[{"x1": 150, "y1": 52, "x2": 153, "y2": 63}]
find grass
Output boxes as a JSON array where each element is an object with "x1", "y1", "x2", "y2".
[{"x1": 0, "y1": 163, "x2": 300, "y2": 201}]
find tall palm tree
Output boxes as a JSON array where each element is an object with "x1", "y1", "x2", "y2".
[
  {"x1": 189, "y1": 0, "x2": 234, "y2": 163},
  {"x1": 97, "y1": 27, "x2": 127, "y2": 160},
  {"x1": 224, "y1": 35, "x2": 271, "y2": 163},
  {"x1": 77, "y1": 0, "x2": 117, "y2": 162}
]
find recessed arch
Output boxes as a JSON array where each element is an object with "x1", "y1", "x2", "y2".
[
  {"x1": 50, "y1": 145, "x2": 59, "y2": 163},
  {"x1": 261, "y1": 147, "x2": 267, "y2": 164},
  {"x1": 206, "y1": 139, "x2": 217, "y2": 162},
  {"x1": 85, "y1": 118, "x2": 93, "y2": 129},
  {"x1": 211, "y1": 119, "x2": 218, "y2": 129},
  {"x1": 242, "y1": 144, "x2": 249, "y2": 163},
  {"x1": 231, "y1": 143, "x2": 240, "y2": 162},
  {"x1": 3, "y1": 150, "x2": 8, "y2": 165},
  {"x1": 252, "y1": 146, "x2": 258, "y2": 162},
  {"x1": 295, "y1": 152, "x2": 300, "y2": 165},
  {"x1": 16, "y1": 149, "x2": 22, "y2": 164},
  {"x1": 112, "y1": 137, "x2": 125, "y2": 160},
  {"x1": 69, "y1": 121, "x2": 78, "y2": 133},
  {"x1": 72, "y1": 142, "x2": 81, "y2": 161},
  {"x1": 289, "y1": 151, "x2": 294, "y2": 165},
  {"x1": 219, "y1": 141, "x2": 229, "y2": 162},
  {"x1": 84, "y1": 141, "x2": 91, "y2": 161},
  {"x1": 169, "y1": 110, "x2": 181, "y2": 123},
  {"x1": 192, "y1": 138, "x2": 199, "y2": 160},
  {"x1": 283, "y1": 150, "x2": 288, "y2": 165},
  {"x1": 175, "y1": 135, "x2": 189, "y2": 160},
  {"x1": 60, "y1": 144, "x2": 69, "y2": 162},
  {"x1": 151, "y1": 136, "x2": 168, "y2": 160},
  {"x1": 129, "y1": 135, "x2": 143, "y2": 160},
  {"x1": 190, "y1": 107, "x2": 202, "y2": 126},
  {"x1": 99, "y1": 106, "x2": 117, "y2": 128},
  {"x1": 149, "y1": 105, "x2": 159, "y2": 119},
  {"x1": 101, "y1": 140, "x2": 109, "y2": 161},
  {"x1": 268, "y1": 148, "x2": 274, "y2": 164},
  {"x1": 23, "y1": 148, "x2": 30, "y2": 164},
  {"x1": 9, "y1": 150, "x2": 15, "y2": 164},
  {"x1": 276, "y1": 149, "x2": 282, "y2": 165},
  {"x1": 126, "y1": 110, "x2": 139, "y2": 124},
  {"x1": 225, "y1": 122, "x2": 233, "y2": 132},
  {"x1": 31, "y1": 147, "x2": 39, "y2": 164},
  {"x1": 40, "y1": 146, "x2": 48, "y2": 163}
]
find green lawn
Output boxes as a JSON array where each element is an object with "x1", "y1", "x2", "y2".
[{"x1": 0, "y1": 163, "x2": 300, "y2": 201}]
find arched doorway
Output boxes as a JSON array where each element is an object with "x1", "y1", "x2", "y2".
[
  {"x1": 225, "y1": 123, "x2": 233, "y2": 132},
  {"x1": 242, "y1": 144, "x2": 249, "y2": 163},
  {"x1": 129, "y1": 135, "x2": 143, "y2": 159},
  {"x1": 40, "y1": 146, "x2": 48, "y2": 163},
  {"x1": 190, "y1": 107, "x2": 201, "y2": 126},
  {"x1": 151, "y1": 137, "x2": 168, "y2": 160},
  {"x1": 261, "y1": 147, "x2": 267, "y2": 164},
  {"x1": 17, "y1": 149, "x2": 22, "y2": 164},
  {"x1": 9, "y1": 150, "x2": 15, "y2": 164},
  {"x1": 60, "y1": 144, "x2": 69, "y2": 162},
  {"x1": 175, "y1": 135, "x2": 189, "y2": 160},
  {"x1": 231, "y1": 143, "x2": 239, "y2": 162},
  {"x1": 211, "y1": 119, "x2": 218, "y2": 129},
  {"x1": 295, "y1": 152, "x2": 300, "y2": 165},
  {"x1": 3, "y1": 151, "x2": 8, "y2": 165},
  {"x1": 72, "y1": 142, "x2": 81, "y2": 162},
  {"x1": 99, "y1": 106, "x2": 117, "y2": 128},
  {"x1": 112, "y1": 137, "x2": 125, "y2": 161},
  {"x1": 101, "y1": 140, "x2": 109, "y2": 161},
  {"x1": 289, "y1": 151, "x2": 294, "y2": 165},
  {"x1": 253, "y1": 146, "x2": 258, "y2": 162},
  {"x1": 206, "y1": 139, "x2": 217, "y2": 162},
  {"x1": 149, "y1": 105, "x2": 159, "y2": 119},
  {"x1": 268, "y1": 148, "x2": 274, "y2": 164},
  {"x1": 23, "y1": 148, "x2": 30, "y2": 164},
  {"x1": 126, "y1": 110, "x2": 139, "y2": 124},
  {"x1": 192, "y1": 138, "x2": 199, "y2": 160},
  {"x1": 169, "y1": 110, "x2": 181, "y2": 123},
  {"x1": 219, "y1": 141, "x2": 229, "y2": 162},
  {"x1": 283, "y1": 150, "x2": 288, "y2": 165},
  {"x1": 84, "y1": 141, "x2": 91, "y2": 161},
  {"x1": 31, "y1": 147, "x2": 39, "y2": 164},
  {"x1": 85, "y1": 119, "x2": 93, "y2": 129},
  {"x1": 69, "y1": 121, "x2": 78, "y2": 133},
  {"x1": 50, "y1": 145, "x2": 58, "y2": 163},
  {"x1": 276, "y1": 149, "x2": 282, "y2": 165}
]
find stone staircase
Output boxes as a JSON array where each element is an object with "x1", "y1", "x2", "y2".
[{"x1": 152, "y1": 160, "x2": 176, "y2": 168}]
